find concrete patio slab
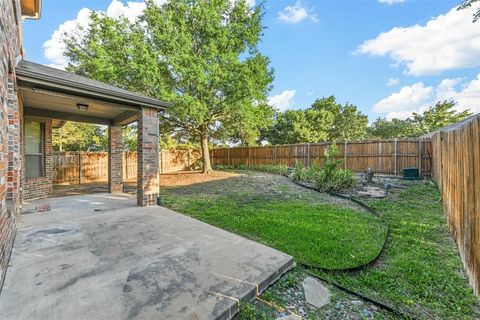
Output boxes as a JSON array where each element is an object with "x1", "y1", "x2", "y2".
[{"x1": 0, "y1": 193, "x2": 294, "y2": 320}]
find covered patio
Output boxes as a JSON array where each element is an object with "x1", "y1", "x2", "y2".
[
  {"x1": 0, "y1": 193, "x2": 293, "y2": 319},
  {"x1": 16, "y1": 60, "x2": 170, "y2": 206}
]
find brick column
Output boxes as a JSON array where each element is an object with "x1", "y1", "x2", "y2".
[
  {"x1": 137, "y1": 107, "x2": 159, "y2": 206},
  {"x1": 108, "y1": 126, "x2": 123, "y2": 193}
]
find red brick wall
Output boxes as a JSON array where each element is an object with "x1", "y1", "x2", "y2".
[
  {"x1": 137, "y1": 107, "x2": 160, "y2": 206},
  {"x1": 23, "y1": 119, "x2": 53, "y2": 200},
  {"x1": 108, "y1": 126, "x2": 123, "y2": 192},
  {"x1": 0, "y1": 0, "x2": 22, "y2": 291}
]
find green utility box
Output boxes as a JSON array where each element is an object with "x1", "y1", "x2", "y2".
[{"x1": 403, "y1": 167, "x2": 420, "y2": 180}]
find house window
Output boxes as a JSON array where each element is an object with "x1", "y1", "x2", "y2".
[{"x1": 25, "y1": 121, "x2": 44, "y2": 179}]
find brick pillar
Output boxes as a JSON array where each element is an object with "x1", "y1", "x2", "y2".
[
  {"x1": 137, "y1": 107, "x2": 159, "y2": 206},
  {"x1": 108, "y1": 126, "x2": 123, "y2": 193}
]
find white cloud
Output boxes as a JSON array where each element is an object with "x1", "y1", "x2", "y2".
[
  {"x1": 106, "y1": 0, "x2": 146, "y2": 22},
  {"x1": 278, "y1": 1, "x2": 317, "y2": 24},
  {"x1": 374, "y1": 82, "x2": 433, "y2": 117},
  {"x1": 357, "y1": 5, "x2": 480, "y2": 75},
  {"x1": 43, "y1": 7, "x2": 92, "y2": 69},
  {"x1": 386, "y1": 78, "x2": 400, "y2": 86},
  {"x1": 378, "y1": 0, "x2": 405, "y2": 4},
  {"x1": 268, "y1": 90, "x2": 296, "y2": 111},
  {"x1": 42, "y1": 0, "x2": 169, "y2": 69},
  {"x1": 373, "y1": 75, "x2": 480, "y2": 119}
]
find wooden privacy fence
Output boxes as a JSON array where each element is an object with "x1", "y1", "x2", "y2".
[
  {"x1": 211, "y1": 139, "x2": 432, "y2": 176},
  {"x1": 431, "y1": 114, "x2": 480, "y2": 295},
  {"x1": 53, "y1": 149, "x2": 201, "y2": 185}
]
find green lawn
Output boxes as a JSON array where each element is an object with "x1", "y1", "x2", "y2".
[
  {"x1": 312, "y1": 183, "x2": 479, "y2": 319},
  {"x1": 160, "y1": 171, "x2": 479, "y2": 319},
  {"x1": 161, "y1": 171, "x2": 387, "y2": 269}
]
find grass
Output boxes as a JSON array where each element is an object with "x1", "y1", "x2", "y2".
[
  {"x1": 311, "y1": 183, "x2": 479, "y2": 319},
  {"x1": 160, "y1": 171, "x2": 479, "y2": 319},
  {"x1": 161, "y1": 171, "x2": 386, "y2": 269}
]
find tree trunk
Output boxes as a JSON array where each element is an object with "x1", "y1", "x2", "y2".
[{"x1": 201, "y1": 132, "x2": 213, "y2": 174}]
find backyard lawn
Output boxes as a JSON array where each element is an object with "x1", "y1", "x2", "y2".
[
  {"x1": 161, "y1": 171, "x2": 386, "y2": 269},
  {"x1": 160, "y1": 170, "x2": 479, "y2": 319}
]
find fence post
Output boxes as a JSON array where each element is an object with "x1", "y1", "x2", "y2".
[
  {"x1": 160, "y1": 150, "x2": 163, "y2": 174},
  {"x1": 274, "y1": 145, "x2": 277, "y2": 164},
  {"x1": 378, "y1": 142, "x2": 382, "y2": 173},
  {"x1": 125, "y1": 152, "x2": 128, "y2": 180},
  {"x1": 307, "y1": 143, "x2": 310, "y2": 167},
  {"x1": 394, "y1": 139, "x2": 398, "y2": 175},
  {"x1": 418, "y1": 140, "x2": 423, "y2": 176},
  {"x1": 248, "y1": 146, "x2": 251, "y2": 166},
  {"x1": 227, "y1": 148, "x2": 230, "y2": 166},
  {"x1": 78, "y1": 152, "x2": 82, "y2": 185},
  {"x1": 344, "y1": 141, "x2": 347, "y2": 169},
  {"x1": 304, "y1": 143, "x2": 307, "y2": 166}
]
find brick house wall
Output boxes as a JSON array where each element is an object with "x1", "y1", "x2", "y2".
[
  {"x1": 0, "y1": 0, "x2": 23, "y2": 290},
  {"x1": 22, "y1": 119, "x2": 53, "y2": 200}
]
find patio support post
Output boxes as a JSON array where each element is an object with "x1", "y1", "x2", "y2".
[
  {"x1": 137, "y1": 106, "x2": 160, "y2": 206},
  {"x1": 108, "y1": 126, "x2": 123, "y2": 193}
]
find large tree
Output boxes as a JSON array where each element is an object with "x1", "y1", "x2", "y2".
[
  {"x1": 368, "y1": 101, "x2": 472, "y2": 139},
  {"x1": 264, "y1": 96, "x2": 368, "y2": 144},
  {"x1": 265, "y1": 109, "x2": 333, "y2": 145},
  {"x1": 367, "y1": 118, "x2": 416, "y2": 139},
  {"x1": 64, "y1": 0, "x2": 274, "y2": 173},
  {"x1": 411, "y1": 101, "x2": 472, "y2": 134},
  {"x1": 53, "y1": 122, "x2": 107, "y2": 151},
  {"x1": 311, "y1": 96, "x2": 368, "y2": 141}
]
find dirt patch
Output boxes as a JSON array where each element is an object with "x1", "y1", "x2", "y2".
[
  {"x1": 162, "y1": 170, "x2": 368, "y2": 211},
  {"x1": 52, "y1": 171, "x2": 236, "y2": 197},
  {"x1": 159, "y1": 170, "x2": 235, "y2": 187}
]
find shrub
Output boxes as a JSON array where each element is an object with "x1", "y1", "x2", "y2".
[
  {"x1": 313, "y1": 143, "x2": 356, "y2": 193},
  {"x1": 293, "y1": 161, "x2": 308, "y2": 182}
]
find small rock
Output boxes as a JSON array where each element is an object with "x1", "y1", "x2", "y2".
[
  {"x1": 302, "y1": 277, "x2": 331, "y2": 309},
  {"x1": 363, "y1": 308, "x2": 373, "y2": 318},
  {"x1": 298, "y1": 308, "x2": 307, "y2": 317},
  {"x1": 358, "y1": 186, "x2": 385, "y2": 198},
  {"x1": 351, "y1": 300, "x2": 364, "y2": 306},
  {"x1": 275, "y1": 314, "x2": 302, "y2": 320}
]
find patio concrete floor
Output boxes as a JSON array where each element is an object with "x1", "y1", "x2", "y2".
[{"x1": 0, "y1": 193, "x2": 294, "y2": 320}]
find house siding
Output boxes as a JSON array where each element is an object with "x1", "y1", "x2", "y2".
[{"x1": 0, "y1": 0, "x2": 22, "y2": 290}]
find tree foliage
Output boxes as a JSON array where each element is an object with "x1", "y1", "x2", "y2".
[
  {"x1": 459, "y1": 0, "x2": 480, "y2": 22},
  {"x1": 64, "y1": 0, "x2": 274, "y2": 173},
  {"x1": 311, "y1": 96, "x2": 368, "y2": 141},
  {"x1": 367, "y1": 118, "x2": 416, "y2": 139},
  {"x1": 264, "y1": 96, "x2": 367, "y2": 144},
  {"x1": 368, "y1": 101, "x2": 472, "y2": 139},
  {"x1": 53, "y1": 122, "x2": 107, "y2": 151}
]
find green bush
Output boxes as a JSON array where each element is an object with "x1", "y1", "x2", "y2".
[
  {"x1": 290, "y1": 143, "x2": 356, "y2": 192},
  {"x1": 293, "y1": 161, "x2": 307, "y2": 182},
  {"x1": 313, "y1": 143, "x2": 356, "y2": 192}
]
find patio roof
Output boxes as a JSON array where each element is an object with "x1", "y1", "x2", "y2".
[{"x1": 16, "y1": 60, "x2": 171, "y2": 127}]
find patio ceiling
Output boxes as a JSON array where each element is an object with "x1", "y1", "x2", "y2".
[{"x1": 16, "y1": 60, "x2": 171, "y2": 128}]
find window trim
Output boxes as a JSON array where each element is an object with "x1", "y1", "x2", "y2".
[{"x1": 25, "y1": 121, "x2": 45, "y2": 179}]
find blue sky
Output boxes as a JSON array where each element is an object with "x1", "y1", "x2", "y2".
[{"x1": 22, "y1": 0, "x2": 480, "y2": 121}]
